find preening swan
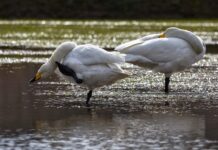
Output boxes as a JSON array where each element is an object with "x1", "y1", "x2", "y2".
[
  {"x1": 115, "y1": 27, "x2": 206, "y2": 93},
  {"x1": 30, "y1": 42, "x2": 129, "y2": 106}
]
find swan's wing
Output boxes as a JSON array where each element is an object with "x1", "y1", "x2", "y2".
[
  {"x1": 123, "y1": 54, "x2": 158, "y2": 68},
  {"x1": 115, "y1": 33, "x2": 161, "y2": 53},
  {"x1": 70, "y1": 44, "x2": 124, "y2": 65},
  {"x1": 80, "y1": 63, "x2": 130, "y2": 89},
  {"x1": 123, "y1": 38, "x2": 195, "y2": 63}
]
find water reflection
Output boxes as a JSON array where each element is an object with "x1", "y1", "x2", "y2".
[{"x1": 0, "y1": 63, "x2": 218, "y2": 149}]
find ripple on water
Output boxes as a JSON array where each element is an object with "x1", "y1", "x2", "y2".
[
  {"x1": 0, "y1": 51, "x2": 218, "y2": 149},
  {"x1": 0, "y1": 117, "x2": 218, "y2": 150}
]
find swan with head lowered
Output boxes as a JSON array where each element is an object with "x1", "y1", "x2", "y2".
[
  {"x1": 115, "y1": 27, "x2": 206, "y2": 93},
  {"x1": 30, "y1": 42, "x2": 129, "y2": 106}
]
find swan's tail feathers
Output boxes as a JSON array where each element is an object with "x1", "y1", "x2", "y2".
[
  {"x1": 109, "y1": 51, "x2": 126, "y2": 63},
  {"x1": 108, "y1": 63, "x2": 131, "y2": 77},
  {"x1": 123, "y1": 54, "x2": 157, "y2": 68},
  {"x1": 119, "y1": 71, "x2": 131, "y2": 79},
  {"x1": 107, "y1": 52, "x2": 125, "y2": 64}
]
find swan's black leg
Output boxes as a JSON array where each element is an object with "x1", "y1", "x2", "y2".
[
  {"x1": 165, "y1": 77, "x2": 170, "y2": 94},
  {"x1": 86, "y1": 90, "x2": 92, "y2": 107},
  {"x1": 55, "y1": 62, "x2": 83, "y2": 84}
]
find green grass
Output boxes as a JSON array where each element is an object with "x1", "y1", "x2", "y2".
[{"x1": 0, "y1": 19, "x2": 217, "y2": 49}]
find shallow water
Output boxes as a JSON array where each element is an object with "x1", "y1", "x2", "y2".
[
  {"x1": 0, "y1": 53, "x2": 218, "y2": 149},
  {"x1": 0, "y1": 20, "x2": 218, "y2": 149}
]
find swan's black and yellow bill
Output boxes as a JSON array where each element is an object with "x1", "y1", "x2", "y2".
[
  {"x1": 159, "y1": 33, "x2": 165, "y2": 38},
  {"x1": 29, "y1": 72, "x2": 41, "y2": 83}
]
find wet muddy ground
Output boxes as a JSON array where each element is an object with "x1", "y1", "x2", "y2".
[{"x1": 0, "y1": 53, "x2": 218, "y2": 149}]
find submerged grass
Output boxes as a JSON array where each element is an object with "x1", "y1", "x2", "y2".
[{"x1": 0, "y1": 19, "x2": 218, "y2": 50}]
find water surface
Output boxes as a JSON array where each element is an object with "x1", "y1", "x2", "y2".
[
  {"x1": 0, "y1": 56, "x2": 218, "y2": 149},
  {"x1": 0, "y1": 20, "x2": 218, "y2": 149}
]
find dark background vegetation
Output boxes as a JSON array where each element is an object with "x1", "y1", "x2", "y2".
[{"x1": 0, "y1": 0, "x2": 218, "y2": 19}]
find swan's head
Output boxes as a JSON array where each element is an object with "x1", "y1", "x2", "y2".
[
  {"x1": 29, "y1": 63, "x2": 53, "y2": 83},
  {"x1": 159, "y1": 27, "x2": 181, "y2": 38},
  {"x1": 30, "y1": 41, "x2": 77, "y2": 83}
]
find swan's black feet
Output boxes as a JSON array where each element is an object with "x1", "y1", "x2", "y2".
[
  {"x1": 164, "y1": 77, "x2": 170, "y2": 94},
  {"x1": 164, "y1": 88, "x2": 169, "y2": 94},
  {"x1": 86, "y1": 90, "x2": 92, "y2": 107}
]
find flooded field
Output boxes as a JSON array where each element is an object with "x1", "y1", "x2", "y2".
[
  {"x1": 0, "y1": 20, "x2": 218, "y2": 149},
  {"x1": 0, "y1": 20, "x2": 218, "y2": 50}
]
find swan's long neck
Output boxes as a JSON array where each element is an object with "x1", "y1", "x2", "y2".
[
  {"x1": 166, "y1": 28, "x2": 206, "y2": 54},
  {"x1": 46, "y1": 42, "x2": 77, "y2": 73}
]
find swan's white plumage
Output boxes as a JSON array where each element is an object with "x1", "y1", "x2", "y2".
[
  {"x1": 115, "y1": 33, "x2": 160, "y2": 53},
  {"x1": 64, "y1": 44, "x2": 124, "y2": 65},
  {"x1": 163, "y1": 27, "x2": 205, "y2": 54},
  {"x1": 50, "y1": 41, "x2": 77, "y2": 62},
  {"x1": 115, "y1": 27, "x2": 206, "y2": 76},
  {"x1": 54, "y1": 43, "x2": 129, "y2": 90},
  {"x1": 32, "y1": 42, "x2": 129, "y2": 105},
  {"x1": 35, "y1": 42, "x2": 129, "y2": 90}
]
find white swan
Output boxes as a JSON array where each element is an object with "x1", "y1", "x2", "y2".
[
  {"x1": 115, "y1": 27, "x2": 206, "y2": 93},
  {"x1": 30, "y1": 42, "x2": 129, "y2": 106}
]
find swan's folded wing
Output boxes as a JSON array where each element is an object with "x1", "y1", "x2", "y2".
[
  {"x1": 115, "y1": 33, "x2": 161, "y2": 53},
  {"x1": 73, "y1": 44, "x2": 125, "y2": 65},
  {"x1": 124, "y1": 54, "x2": 158, "y2": 68}
]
